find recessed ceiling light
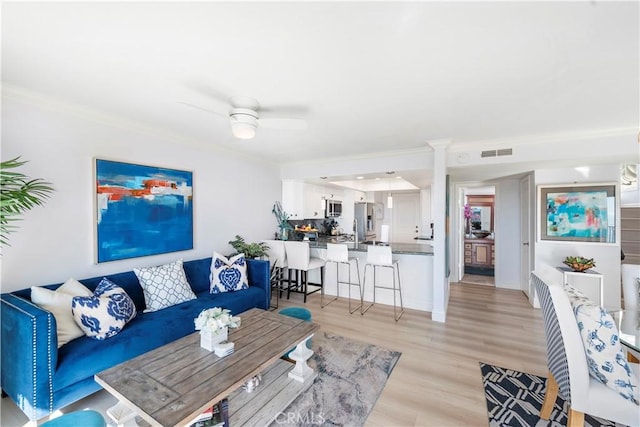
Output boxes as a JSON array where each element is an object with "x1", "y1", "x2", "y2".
[
  {"x1": 356, "y1": 176, "x2": 364, "y2": 180},
  {"x1": 375, "y1": 177, "x2": 380, "y2": 181},
  {"x1": 396, "y1": 176, "x2": 402, "y2": 179}
]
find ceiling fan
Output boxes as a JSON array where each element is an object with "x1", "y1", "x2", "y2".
[{"x1": 181, "y1": 90, "x2": 308, "y2": 140}]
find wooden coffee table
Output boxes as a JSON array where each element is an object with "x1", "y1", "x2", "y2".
[{"x1": 95, "y1": 308, "x2": 319, "y2": 427}]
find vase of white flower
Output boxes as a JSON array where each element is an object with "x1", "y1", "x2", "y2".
[
  {"x1": 194, "y1": 307, "x2": 240, "y2": 351},
  {"x1": 200, "y1": 327, "x2": 228, "y2": 351}
]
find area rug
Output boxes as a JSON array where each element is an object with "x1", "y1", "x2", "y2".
[
  {"x1": 270, "y1": 332, "x2": 401, "y2": 427},
  {"x1": 479, "y1": 362, "x2": 625, "y2": 427}
]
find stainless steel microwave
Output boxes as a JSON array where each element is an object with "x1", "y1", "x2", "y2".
[{"x1": 326, "y1": 200, "x2": 342, "y2": 217}]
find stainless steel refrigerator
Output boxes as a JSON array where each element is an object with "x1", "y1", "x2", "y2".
[{"x1": 355, "y1": 203, "x2": 375, "y2": 242}]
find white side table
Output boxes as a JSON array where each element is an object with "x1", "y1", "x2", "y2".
[{"x1": 557, "y1": 266, "x2": 604, "y2": 305}]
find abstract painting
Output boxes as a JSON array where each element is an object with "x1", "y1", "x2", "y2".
[
  {"x1": 540, "y1": 184, "x2": 615, "y2": 243},
  {"x1": 95, "y1": 159, "x2": 193, "y2": 263}
]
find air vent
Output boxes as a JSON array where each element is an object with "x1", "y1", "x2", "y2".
[{"x1": 481, "y1": 148, "x2": 513, "y2": 158}]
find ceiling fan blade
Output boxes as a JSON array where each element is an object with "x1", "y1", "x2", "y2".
[
  {"x1": 259, "y1": 118, "x2": 308, "y2": 130},
  {"x1": 177, "y1": 101, "x2": 228, "y2": 119},
  {"x1": 185, "y1": 81, "x2": 232, "y2": 105},
  {"x1": 260, "y1": 104, "x2": 310, "y2": 116}
]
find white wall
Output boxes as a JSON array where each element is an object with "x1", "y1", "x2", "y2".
[
  {"x1": 1, "y1": 97, "x2": 281, "y2": 292},
  {"x1": 533, "y1": 164, "x2": 622, "y2": 310}
]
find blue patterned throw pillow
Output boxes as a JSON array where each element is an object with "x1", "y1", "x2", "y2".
[
  {"x1": 574, "y1": 302, "x2": 640, "y2": 405},
  {"x1": 71, "y1": 278, "x2": 137, "y2": 340},
  {"x1": 210, "y1": 252, "x2": 249, "y2": 294}
]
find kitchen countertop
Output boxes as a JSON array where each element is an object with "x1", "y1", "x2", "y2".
[{"x1": 302, "y1": 236, "x2": 433, "y2": 255}]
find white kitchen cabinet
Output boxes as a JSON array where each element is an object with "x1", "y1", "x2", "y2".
[
  {"x1": 303, "y1": 183, "x2": 325, "y2": 219},
  {"x1": 282, "y1": 180, "x2": 304, "y2": 219},
  {"x1": 323, "y1": 187, "x2": 343, "y2": 202},
  {"x1": 354, "y1": 190, "x2": 367, "y2": 202}
]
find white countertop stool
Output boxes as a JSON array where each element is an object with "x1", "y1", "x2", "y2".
[
  {"x1": 323, "y1": 243, "x2": 362, "y2": 313},
  {"x1": 263, "y1": 239, "x2": 288, "y2": 309},
  {"x1": 362, "y1": 245, "x2": 404, "y2": 321},
  {"x1": 284, "y1": 241, "x2": 325, "y2": 303}
]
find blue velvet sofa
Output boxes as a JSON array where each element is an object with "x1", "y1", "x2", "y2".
[{"x1": 0, "y1": 257, "x2": 270, "y2": 422}]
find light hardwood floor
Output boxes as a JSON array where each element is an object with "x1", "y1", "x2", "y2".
[{"x1": 1, "y1": 283, "x2": 547, "y2": 427}]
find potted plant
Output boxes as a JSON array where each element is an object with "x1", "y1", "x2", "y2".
[
  {"x1": 1, "y1": 157, "x2": 54, "y2": 246},
  {"x1": 228, "y1": 235, "x2": 269, "y2": 258},
  {"x1": 272, "y1": 201, "x2": 293, "y2": 240}
]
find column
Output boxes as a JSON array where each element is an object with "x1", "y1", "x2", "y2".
[{"x1": 428, "y1": 138, "x2": 452, "y2": 323}]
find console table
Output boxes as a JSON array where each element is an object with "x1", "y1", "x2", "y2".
[{"x1": 557, "y1": 266, "x2": 604, "y2": 306}]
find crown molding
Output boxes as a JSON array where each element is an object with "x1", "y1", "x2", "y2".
[
  {"x1": 280, "y1": 144, "x2": 433, "y2": 169},
  {"x1": 448, "y1": 127, "x2": 637, "y2": 152}
]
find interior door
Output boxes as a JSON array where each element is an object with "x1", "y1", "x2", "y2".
[
  {"x1": 520, "y1": 175, "x2": 533, "y2": 302},
  {"x1": 392, "y1": 193, "x2": 420, "y2": 243}
]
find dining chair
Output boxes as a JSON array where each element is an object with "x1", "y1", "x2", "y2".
[
  {"x1": 532, "y1": 272, "x2": 640, "y2": 427},
  {"x1": 262, "y1": 240, "x2": 288, "y2": 309},
  {"x1": 621, "y1": 264, "x2": 640, "y2": 310},
  {"x1": 284, "y1": 241, "x2": 325, "y2": 303},
  {"x1": 324, "y1": 243, "x2": 362, "y2": 313},
  {"x1": 362, "y1": 245, "x2": 403, "y2": 321}
]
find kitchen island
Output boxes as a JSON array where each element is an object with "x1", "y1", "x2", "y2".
[{"x1": 298, "y1": 238, "x2": 434, "y2": 312}]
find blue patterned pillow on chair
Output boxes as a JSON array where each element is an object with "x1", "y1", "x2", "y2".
[
  {"x1": 210, "y1": 252, "x2": 249, "y2": 294},
  {"x1": 71, "y1": 278, "x2": 137, "y2": 340},
  {"x1": 574, "y1": 302, "x2": 640, "y2": 405}
]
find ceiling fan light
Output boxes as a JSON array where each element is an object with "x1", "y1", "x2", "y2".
[
  {"x1": 231, "y1": 121, "x2": 256, "y2": 139},
  {"x1": 230, "y1": 112, "x2": 258, "y2": 139}
]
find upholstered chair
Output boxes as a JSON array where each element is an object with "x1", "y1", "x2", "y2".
[
  {"x1": 284, "y1": 241, "x2": 325, "y2": 303},
  {"x1": 532, "y1": 272, "x2": 639, "y2": 426},
  {"x1": 621, "y1": 264, "x2": 640, "y2": 310}
]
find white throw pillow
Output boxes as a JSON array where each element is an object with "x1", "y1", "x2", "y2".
[
  {"x1": 210, "y1": 252, "x2": 249, "y2": 294},
  {"x1": 72, "y1": 278, "x2": 137, "y2": 340},
  {"x1": 31, "y1": 278, "x2": 93, "y2": 347},
  {"x1": 563, "y1": 282, "x2": 592, "y2": 308},
  {"x1": 574, "y1": 302, "x2": 640, "y2": 405},
  {"x1": 134, "y1": 259, "x2": 196, "y2": 312}
]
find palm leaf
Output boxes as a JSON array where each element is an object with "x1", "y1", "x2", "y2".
[{"x1": 0, "y1": 157, "x2": 55, "y2": 246}]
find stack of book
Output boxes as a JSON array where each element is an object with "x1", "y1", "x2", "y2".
[
  {"x1": 214, "y1": 341, "x2": 234, "y2": 358},
  {"x1": 189, "y1": 398, "x2": 229, "y2": 427}
]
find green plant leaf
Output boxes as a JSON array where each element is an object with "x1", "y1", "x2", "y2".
[{"x1": 1, "y1": 157, "x2": 55, "y2": 246}]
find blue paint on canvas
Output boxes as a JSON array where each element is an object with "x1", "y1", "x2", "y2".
[
  {"x1": 96, "y1": 159, "x2": 193, "y2": 263},
  {"x1": 546, "y1": 190, "x2": 608, "y2": 238}
]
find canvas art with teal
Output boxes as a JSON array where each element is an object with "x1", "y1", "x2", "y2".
[{"x1": 546, "y1": 190, "x2": 608, "y2": 238}]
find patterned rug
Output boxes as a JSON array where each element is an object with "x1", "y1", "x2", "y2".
[
  {"x1": 270, "y1": 332, "x2": 401, "y2": 427},
  {"x1": 479, "y1": 362, "x2": 626, "y2": 427}
]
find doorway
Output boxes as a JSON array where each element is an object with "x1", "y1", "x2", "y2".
[
  {"x1": 391, "y1": 192, "x2": 420, "y2": 243},
  {"x1": 461, "y1": 187, "x2": 495, "y2": 286}
]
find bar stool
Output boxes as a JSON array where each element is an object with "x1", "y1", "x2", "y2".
[
  {"x1": 362, "y1": 245, "x2": 404, "y2": 321},
  {"x1": 284, "y1": 241, "x2": 325, "y2": 303},
  {"x1": 323, "y1": 243, "x2": 362, "y2": 313},
  {"x1": 263, "y1": 240, "x2": 288, "y2": 309}
]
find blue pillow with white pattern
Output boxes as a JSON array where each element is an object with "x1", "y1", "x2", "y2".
[
  {"x1": 574, "y1": 302, "x2": 639, "y2": 405},
  {"x1": 71, "y1": 278, "x2": 137, "y2": 340},
  {"x1": 210, "y1": 252, "x2": 249, "y2": 294}
]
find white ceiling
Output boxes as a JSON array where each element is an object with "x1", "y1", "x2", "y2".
[{"x1": 2, "y1": 1, "x2": 638, "y2": 186}]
